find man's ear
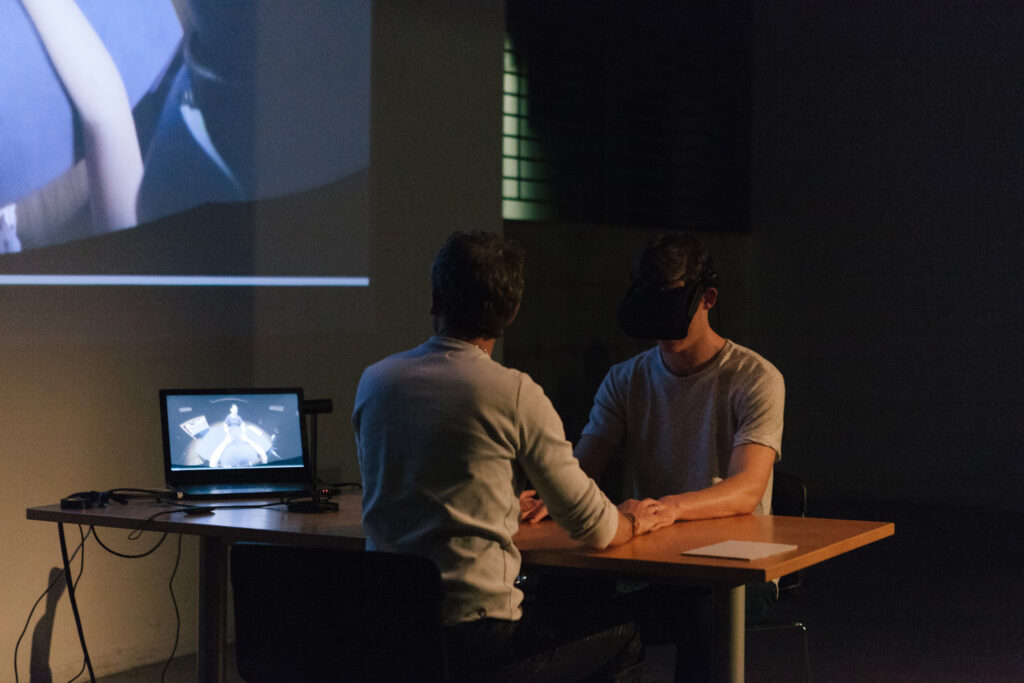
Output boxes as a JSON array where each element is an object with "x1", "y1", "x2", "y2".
[
  {"x1": 507, "y1": 302, "x2": 521, "y2": 326},
  {"x1": 430, "y1": 289, "x2": 441, "y2": 316},
  {"x1": 701, "y1": 287, "x2": 719, "y2": 310}
]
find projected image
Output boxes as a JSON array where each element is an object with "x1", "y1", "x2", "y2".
[
  {"x1": 167, "y1": 394, "x2": 304, "y2": 470},
  {"x1": 1, "y1": 0, "x2": 370, "y2": 277}
]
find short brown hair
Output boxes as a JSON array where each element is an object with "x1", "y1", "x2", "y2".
[
  {"x1": 634, "y1": 232, "x2": 712, "y2": 288},
  {"x1": 430, "y1": 231, "x2": 525, "y2": 338}
]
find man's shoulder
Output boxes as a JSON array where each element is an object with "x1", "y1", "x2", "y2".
[
  {"x1": 359, "y1": 341, "x2": 432, "y2": 380},
  {"x1": 362, "y1": 338, "x2": 530, "y2": 386},
  {"x1": 721, "y1": 341, "x2": 784, "y2": 384}
]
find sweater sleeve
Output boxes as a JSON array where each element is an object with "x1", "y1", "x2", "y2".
[{"x1": 514, "y1": 374, "x2": 619, "y2": 549}]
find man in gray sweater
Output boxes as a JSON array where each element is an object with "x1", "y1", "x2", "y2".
[{"x1": 353, "y1": 230, "x2": 670, "y2": 681}]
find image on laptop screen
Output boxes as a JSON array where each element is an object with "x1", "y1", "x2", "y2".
[{"x1": 160, "y1": 389, "x2": 310, "y2": 497}]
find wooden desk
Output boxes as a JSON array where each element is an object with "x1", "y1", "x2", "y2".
[
  {"x1": 28, "y1": 495, "x2": 893, "y2": 683},
  {"x1": 515, "y1": 513, "x2": 894, "y2": 682},
  {"x1": 27, "y1": 497, "x2": 366, "y2": 683}
]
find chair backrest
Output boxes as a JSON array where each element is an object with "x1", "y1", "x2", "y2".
[
  {"x1": 230, "y1": 543, "x2": 447, "y2": 683},
  {"x1": 770, "y1": 470, "x2": 809, "y2": 592},
  {"x1": 771, "y1": 469, "x2": 807, "y2": 517}
]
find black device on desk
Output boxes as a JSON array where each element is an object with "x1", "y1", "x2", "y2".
[
  {"x1": 159, "y1": 388, "x2": 313, "y2": 500},
  {"x1": 285, "y1": 397, "x2": 339, "y2": 512},
  {"x1": 60, "y1": 490, "x2": 126, "y2": 509}
]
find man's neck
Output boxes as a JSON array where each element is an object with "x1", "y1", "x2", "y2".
[
  {"x1": 658, "y1": 329, "x2": 726, "y2": 377},
  {"x1": 462, "y1": 337, "x2": 495, "y2": 355},
  {"x1": 435, "y1": 328, "x2": 494, "y2": 355}
]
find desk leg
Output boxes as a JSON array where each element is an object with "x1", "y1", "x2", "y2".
[
  {"x1": 197, "y1": 537, "x2": 228, "y2": 683},
  {"x1": 712, "y1": 584, "x2": 745, "y2": 683}
]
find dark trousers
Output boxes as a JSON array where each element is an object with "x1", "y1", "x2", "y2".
[
  {"x1": 534, "y1": 573, "x2": 778, "y2": 683},
  {"x1": 445, "y1": 595, "x2": 643, "y2": 682}
]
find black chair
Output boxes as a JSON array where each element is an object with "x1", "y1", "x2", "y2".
[
  {"x1": 771, "y1": 469, "x2": 809, "y2": 592},
  {"x1": 230, "y1": 543, "x2": 448, "y2": 682},
  {"x1": 746, "y1": 469, "x2": 812, "y2": 682}
]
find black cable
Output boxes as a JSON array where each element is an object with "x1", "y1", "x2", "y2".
[
  {"x1": 712, "y1": 290, "x2": 725, "y2": 337},
  {"x1": 126, "y1": 506, "x2": 202, "y2": 540},
  {"x1": 22, "y1": 501, "x2": 288, "y2": 682},
  {"x1": 117, "y1": 500, "x2": 289, "y2": 548},
  {"x1": 159, "y1": 534, "x2": 183, "y2": 683},
  {"x1": 106, "y1": 488, "x2": 178, "y2": 504},
  {"x1": 58, "y1": 523, "x2": 95, "y2": 682},
  {"x1": 91, "y1": 526, "x2": 168, "y2": 558},
  {"x1": 67, "y1": 523, "x2": 181, "y2": 682},
  {"x1": 107, "y1": 487, "x2": 176, "y2": 497},
  {"x1": 14, "y1": 527, "x2": 92, "y2": 683},
  {"x1": 172, "y1": 499, "x2": 293, "y2": 514},
  {"x1": 13, "y1": 568, "x2": 64, "y2": 683},
  {"x1": 66, "y1": 658, "x2": 87, "y2": 683}
]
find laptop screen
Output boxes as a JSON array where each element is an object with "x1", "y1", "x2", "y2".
[{"x1": 160, "y1": 388, "x2": 310, "y2": 488}]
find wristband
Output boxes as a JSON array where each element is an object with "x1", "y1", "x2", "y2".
[{"x1": 622, "y1": 511, "x2": 640, "y2": 537}]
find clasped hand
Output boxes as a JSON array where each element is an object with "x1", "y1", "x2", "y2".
[
  {"x1": 617, "y1": 498, "x2": 674, "y2": 535},
  {"x1": 519, "y1": 490, "x2": 674, "y2": 535},
  {"x1": 519, "y1": 489, "x2": 549, "y2": 524}
]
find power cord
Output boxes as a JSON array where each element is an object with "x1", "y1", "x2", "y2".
[
  {"x1": 159, "y1": 533, "x2": 184, "y2": 683},
  {"x1": 86, "y1": 521, "x2": 181, "y2": 682},
  {"x1": 91, "y1": 526, "x2": 168, "y2": 558},
  {"x1": 21, "y1": 494, "x2": 317, "y2": 682},
  {"x1": 14, "y1": 525, "x2": 90, "y2": 683},
  {"x1": 85, "y1": 525, "x2": 182, "y2": 683},
  {"x1": 17, "y1": 519, "x2": 181, "y2": 683},
  {"x1": 108, "y1": 488, "x2": 180, "y2": 501}
]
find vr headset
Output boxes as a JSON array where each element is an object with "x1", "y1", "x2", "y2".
[{"x1": 618, "y1": 263, "x2": 718, "y2": 340}]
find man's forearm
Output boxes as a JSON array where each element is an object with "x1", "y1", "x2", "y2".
[
  {"x1": 606, "y1": 511, "x2": 637, "y2": 547},
  {"x1": 661, "y1": 475, "x2": 764, "y2": 521},
  {"x1": 663, "y1": 443, "x2": 776, "y2": 521}
]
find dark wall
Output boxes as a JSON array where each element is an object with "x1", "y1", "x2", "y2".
[
  {"x1": 507, "y1": 1, "x2": 1024, "y2": 512},
  {"x1": 505, "y1": 1, "x2": 751, "y2": 230},
  {"x1": 750, "y1": 1, "x2": 1024, "y2": 509}
]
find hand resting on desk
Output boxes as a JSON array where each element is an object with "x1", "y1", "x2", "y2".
[
  {"x1": 519, "y1": 489, "x2": 549, "y2": 524},
  {"x1": 617, "y1": 497, "x2": 673, "y2": 535},
  {"x1": 519, "y1": 489, "x2": 673, "y2": 536}
]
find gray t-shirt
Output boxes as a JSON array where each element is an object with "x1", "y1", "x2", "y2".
[{"x1": 582, "y1": 340, "x2": 784, "y2": 515}]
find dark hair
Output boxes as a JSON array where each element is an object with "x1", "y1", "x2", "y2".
[
  {"x1": 634, "y1": 232, "x2": 712, "y2": 288},
  {"x1": 430, "y1": 231, "x2": 525, "y2": 338}
]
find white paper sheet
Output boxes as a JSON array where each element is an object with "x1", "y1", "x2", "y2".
[{"x1": 681, "y1": 540, "x2": 798, "y2": 561}]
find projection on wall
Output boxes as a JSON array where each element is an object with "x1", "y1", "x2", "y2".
[{"x1": 0, "y1": 0, "x2": 370, "y2": 287}]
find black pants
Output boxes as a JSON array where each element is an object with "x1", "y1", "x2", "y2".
[
  {"x1": 534, "y1": 574, "x2": 778, "y2": 683},
  {"x1": 445, "y1": 597, "x2": 643, "y2": 682}
]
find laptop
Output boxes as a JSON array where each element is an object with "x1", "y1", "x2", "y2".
[{"x1": 160, "y1": 388, "x2": 313, "y2": 499}]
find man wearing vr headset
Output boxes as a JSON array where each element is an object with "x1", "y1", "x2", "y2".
[
  {"x1": 586, "y1": 232, "x2": 784, "y2": 523},
  {"x1": 522, "y1": 232, "x2": 784, "y2": 681},
  {"x1": 522, "y1": 232, "x2": 783, "y2": 523}
]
